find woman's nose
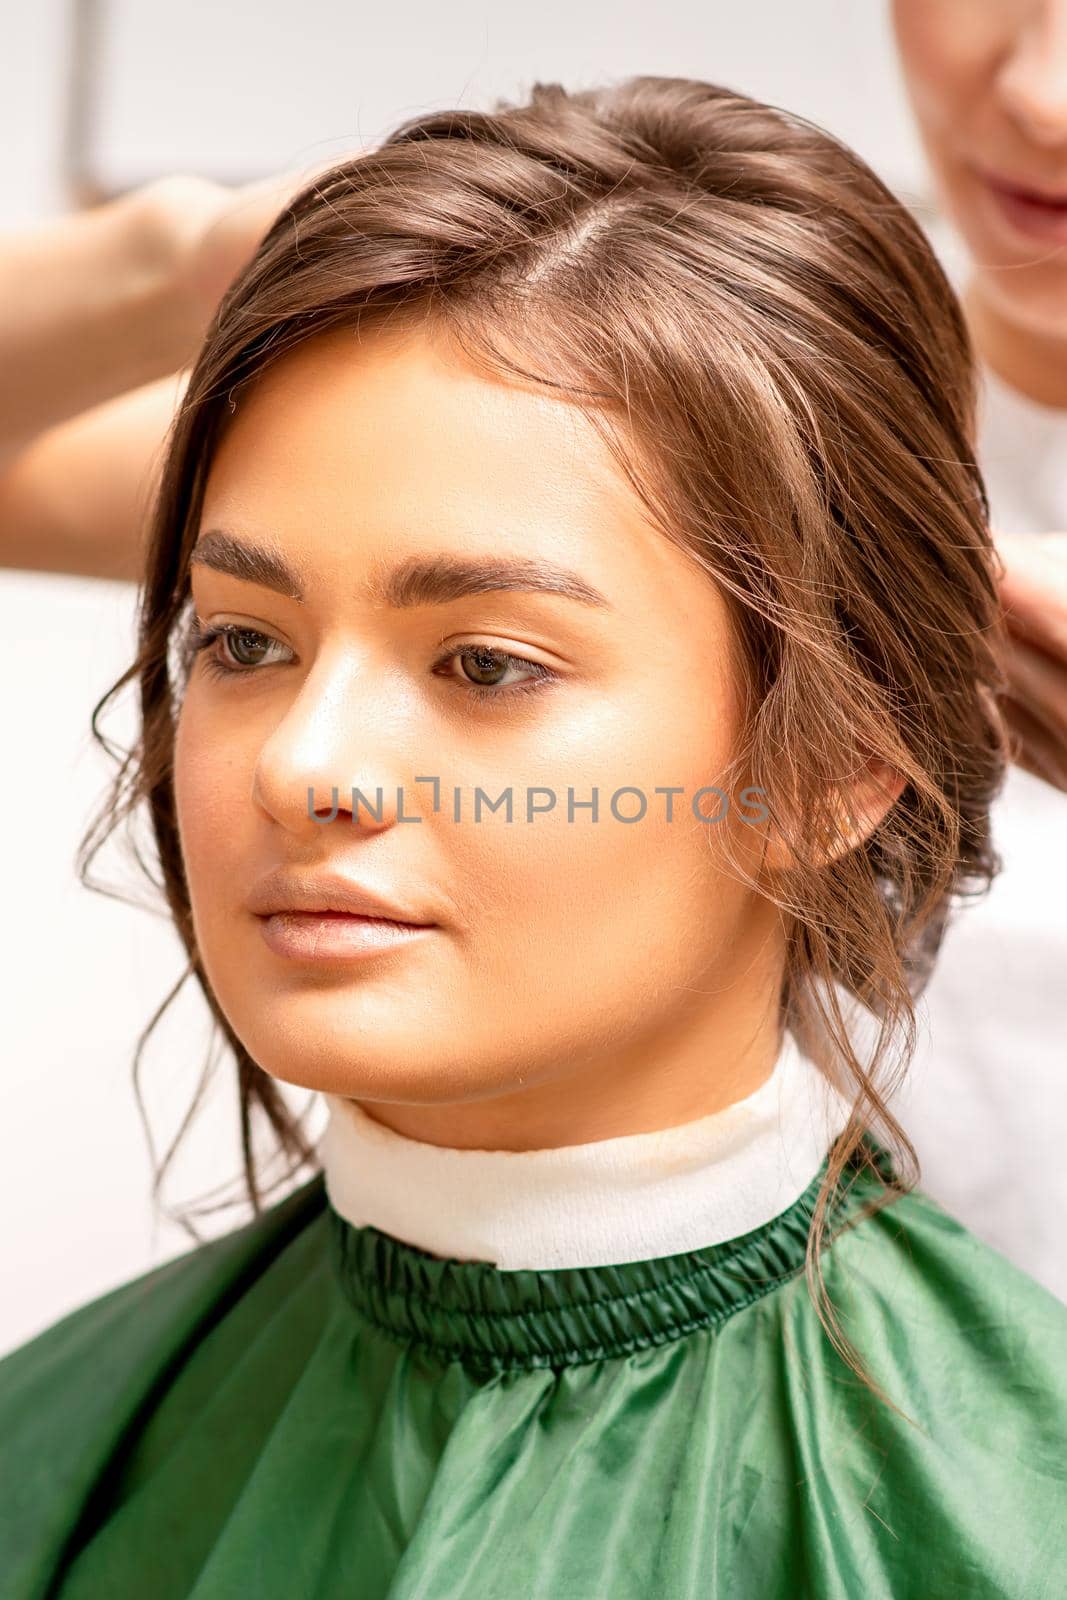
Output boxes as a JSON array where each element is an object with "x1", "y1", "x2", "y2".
[
  {"x1": 997, "y1": 9, "x2": 1067, "y2": 147},
  {"x1": 250, "y1": 656, "x2": 422, "y2": 836}
]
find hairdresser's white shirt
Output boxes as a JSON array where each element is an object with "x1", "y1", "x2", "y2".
[
  {"x1": 880, "y1": 213, "x2": 1067, "y2": 1303},
  {"x1": 318, "y1": 1030, "x2": 853, "y2": 1270}
]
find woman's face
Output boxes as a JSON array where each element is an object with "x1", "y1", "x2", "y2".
[
  {"x1": 174, "y1": 321, "x2": 785, "y2": 1149},
  {"x1": 891, "y1": 0, "x2": 1067, "y2": 335}
]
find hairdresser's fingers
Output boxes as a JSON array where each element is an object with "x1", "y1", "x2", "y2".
[
  {"x1": 178, "y1": 172, "x2": 311, "y2": 322},
  {"x1": 141, "y1": 164, "x2": 334, "y2": 356},
  {"x1": 994, "y1": 530, "x2": 1067, "y2": 663},
  {"x1": 177, "y1": 160, "x2": 346, "y2": 332},
  {"x1": 1000, "y1": 628, "x2": 1067, "y2": 748},
  {"x1": 1000, "y1": 692, "x2": 1067, "y2": 793},
  {"x1": 991, "y1": 531, "x2": 1067, "y2": 791}
]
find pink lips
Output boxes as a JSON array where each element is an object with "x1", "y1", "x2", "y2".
[
  {"x1": 257, "y1": 911, "x2": 434, "y2": 963},
  {"x1": 977, "y1": 167, "x2": 1067, "y2": 245}
]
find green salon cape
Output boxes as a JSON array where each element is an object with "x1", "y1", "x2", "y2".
[{"x1": 2, "y1": 1133, "x2": 1065, "y2": 1598}]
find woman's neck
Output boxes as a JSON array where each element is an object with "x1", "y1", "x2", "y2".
[
  {"x1": 319, "y1": 1026, "x2": 855, "y2": 1269},
  {"x1": 353, "y1": 998, "x2": 787, "y2": 1152},
  {"x1": 963, "y1": 276, "x2": 1067, "y2": 411}
]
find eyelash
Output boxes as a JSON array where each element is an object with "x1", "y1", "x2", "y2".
[{"x1": 186, "y1": 621, "x2": 557, "y2": 707}]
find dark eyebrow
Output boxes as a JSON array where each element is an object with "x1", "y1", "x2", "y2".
[
  {"x1": 189, "y1": 529, "x2": 613, "y2": 610},
  {"x1": 190, "y1": 530, "x2": 304, "y2": 598}
]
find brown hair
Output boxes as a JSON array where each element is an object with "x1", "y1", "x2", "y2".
[{"x1": 79, "y1": 75, "x2": 1011, "y2": 1409}]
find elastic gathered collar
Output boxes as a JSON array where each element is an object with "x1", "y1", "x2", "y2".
[{"x1": 325, "y1": 1132, "x2": 897, "y2": 1372}]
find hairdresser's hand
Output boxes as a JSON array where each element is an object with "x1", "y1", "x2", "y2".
[
  {"x1": 0, "y1": 163, "x2": 324, "y2": 579},
  {"x1": 994, "y1": 531, "x2": 1067, "y2": 793},
  {"x1": 138, "y1": 170, "x2": 311, "y2": 348}
]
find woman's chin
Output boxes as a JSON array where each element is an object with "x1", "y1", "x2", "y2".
[{"x1": 231, "y1": 1019, "x2": 493, "y2": 1105}]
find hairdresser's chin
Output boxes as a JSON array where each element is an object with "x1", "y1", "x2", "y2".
[{"x1": 892, "y1": 0, "x2": 1067, "y2": 339}]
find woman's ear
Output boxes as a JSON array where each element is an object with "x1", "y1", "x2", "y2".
[
  {"x1": 817, "y1": 759, "x2": 907, "y2": 866},
  {"x1": 759, "y1": 758, "x2": 907, "y2": 873}
]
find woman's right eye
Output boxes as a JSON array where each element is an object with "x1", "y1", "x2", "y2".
[{"x1": 189, "y1": 621, "x2": 293, "y2": 679}]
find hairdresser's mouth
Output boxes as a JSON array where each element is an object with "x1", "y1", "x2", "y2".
[
  {"x1": 974, "y1": 165, "x2": 1067, "y2": 245},
  {"x1": 256, "y1": 910, "x2": 436, "y2": 963}
]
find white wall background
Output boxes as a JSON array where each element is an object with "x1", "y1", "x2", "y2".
[{"x1": 0, "y1": 0, "x2": 934, "y2": 1357}]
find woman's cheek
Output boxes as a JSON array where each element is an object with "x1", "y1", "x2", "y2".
[{"x1": 174, "y1": 715, "x2": 247, "y2": 885}]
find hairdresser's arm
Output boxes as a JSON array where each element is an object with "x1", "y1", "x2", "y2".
[
  {"x1": 0, "y1": 171, "x2": 302, "y2": 576},
  {"x1": 0, "y1": 174, "x2": 303, "y2": 470},
  {"x1": 0, "y1": 370, "x2": 188, "y2": 583},
  {"x1": 995, "y1": 532, "x2": 1067, "y2": 793}
]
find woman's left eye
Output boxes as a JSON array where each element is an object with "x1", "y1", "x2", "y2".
[
  {"x1": 188, "y1": 622, "x2": 555, "y2": 706},
  {"x1": 432, "y1": 644, "x2": 556, "y2": 705}
]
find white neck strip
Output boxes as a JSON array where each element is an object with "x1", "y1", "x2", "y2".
[{"x1": 318, "y1": 1031, "x2": 854, "y2": 1271}]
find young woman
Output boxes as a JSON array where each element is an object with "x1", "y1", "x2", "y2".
[{"x1": 1, "y1": 75, "x2": 1064, "y2": 1599}]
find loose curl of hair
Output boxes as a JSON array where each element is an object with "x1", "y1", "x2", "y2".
[{"x1": 79, "y1": 74, "x2": 1012, "y2": 1414}]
